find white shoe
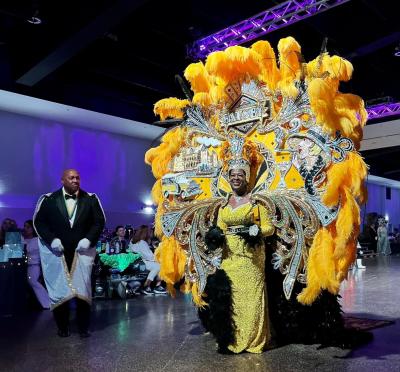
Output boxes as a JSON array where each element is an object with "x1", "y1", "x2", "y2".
[{"x1": 356, "y1": 258, "x2": 366, "y2": 269}]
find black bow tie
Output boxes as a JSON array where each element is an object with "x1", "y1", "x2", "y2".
[{"x1": 65, "y1": 194, "x2": 77, "y2": 200}]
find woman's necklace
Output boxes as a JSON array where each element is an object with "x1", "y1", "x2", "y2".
[{"x1": 233, "y1": 194, "x2": 246, "y2": 202}]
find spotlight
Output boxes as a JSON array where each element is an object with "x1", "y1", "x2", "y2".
[
  {"x1": 143, "y1": 206, "x2": 155, "y2": 215},
  {"x1": 394, "y1": 45, "x2": 400, "y2": 57}
]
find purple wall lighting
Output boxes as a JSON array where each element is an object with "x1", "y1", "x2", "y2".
[
  {"x1": 0, "y1": 110, "x2": 156, "y2": 229},
  {"x1": 188, "y1": 0, "x2": 350, "y2": 59},
  {"x1": 366, "y1": 102, "x2": 400, "y2": 121}
]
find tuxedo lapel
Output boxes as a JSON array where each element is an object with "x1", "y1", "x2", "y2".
[
  {"x1": 55, "y1": 189, "x2": 70, "y2": 224},
  {"x1": 74, "y1": 190, "x2": 87, "y2": 226}
]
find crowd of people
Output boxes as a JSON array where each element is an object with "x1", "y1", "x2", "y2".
[
  {"x1": 2, "y1": 211, "x2": 398, "y2": 313},
  {"x1": 103, "y1": 224, "x2": 166, "y2": 295},
  {"x1": 360, "y1": 213, "x2": 399, "y2": 256},
  {"x1": 0, "y1": 216, "x2": 166, "y2": 312}
]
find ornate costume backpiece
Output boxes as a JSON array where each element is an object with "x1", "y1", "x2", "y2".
[{"x1": 145, "y1": 37, "x2": 368, "y2": 306}]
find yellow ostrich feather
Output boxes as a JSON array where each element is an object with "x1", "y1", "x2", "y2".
[
  {"x1": 307, "y1": 78, "x2": 340, "y2": 136},
  {"x1": 154, "y1": 98, "x2": 190, "y2": 121},
  {"x1": 204, "y1": 50, "x2": 228, "y2": 80},
  {"x1": 333, "y1": 187, "x2": 359, "y2": 260},
  {"x1": 336, "y1": 239, "x2": 357, "y2": 282},
  {"x1": 155, "y1": 236, "x2": 186, "y2": 286},
  {"x1": 205, "y1": 46, "x2": 262, "y2": 83},
  {"x1": 298, "y1": 225, "x2": 339, "y2": 305},
  {"x1": 323, "y1": 152, "x2": 368, "y2": 207},
  {"x1": 326, "y1": 55, "x2": 353, "y2": 82},
  {"x1": 145, "y1": 127, "x2": 188, "y2": 238},
  {"x1": 277, "y1": 37, "x2": 302, "y2": 98},
  {"x1": 150, "y1": 179, "x2": 162, "y2": 205},
  {"x1": 209, "y1": 84, "x2": 228, "y2": 105},
  {"x1": 145, "y1": 142, "x2": 169, "y2": 179},
  {"x1": 184, "y1": 62, "x2": 212, "y2": 93},
  {"x1": 192, "y1": 92, "x2": 212, "y2": 107},
  {"x1": 153, "y1": 203, "x2": 165, "y2": 238},
  {"x1": 251, "y1": 40, "x2": 281, "y2": 90},
  {"x1": 145, "y1": 127, "x2": 186, "y2": 179},
  {"x1": 306, "y1": 53, "x2": 327, "y2": 78},
  {"x1": 297, "y1": 248, "x2": 321, "y2": 304},
  {"x1": 180, "y1": 280, "x2": 192, "y2": 294},
  {"x1": 306, "y1": 54, "x2": 367, "y2": 144},
  {"x1": 307, "y1": 54, "x2": 353, "y2": 83},
  {"x1": 191, "y1": 282, "x2": 207, "y2": 307},
  {"x1": 334, "y1": 93, "x2": 367, "y2": 145}
]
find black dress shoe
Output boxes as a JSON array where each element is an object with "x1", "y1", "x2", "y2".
[
  {"x1": 57, "y1": 329, "x2": 71, "y2": 337},
  {"x1": 79, "y1": 330, "x2": 91, "y2": 338}
]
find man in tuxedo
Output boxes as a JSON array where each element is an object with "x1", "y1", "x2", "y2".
[{"x1": 34, "y1": 169, "x2": 105, "y2": 338}]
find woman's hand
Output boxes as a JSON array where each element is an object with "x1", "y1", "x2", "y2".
[
  {"x1": 205, "y1": 226, "x2": 225, "y2": 252},
  {"x1": 248, "y1": 224, "x2": 260, "y2": 237}
]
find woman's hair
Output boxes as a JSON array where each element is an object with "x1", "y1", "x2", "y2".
[
  {"x1": 24, "y1": 220, "x2": 37, "y2": 237},
  {"x1": 131, "y1": 225, "x2": 149, "y2": 243}
]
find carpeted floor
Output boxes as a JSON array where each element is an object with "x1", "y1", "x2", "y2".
[{"x1": 343, "y1": 315, "x2": 395, "y2": 331}]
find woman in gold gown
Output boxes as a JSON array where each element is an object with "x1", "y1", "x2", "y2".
[{"x1": 203, "y1": 166, "x2": 274, "y2": 354}]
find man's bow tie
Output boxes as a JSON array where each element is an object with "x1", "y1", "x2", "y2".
[{"x1": 65, "y1": 194, "x2": 77, "y2": 200}]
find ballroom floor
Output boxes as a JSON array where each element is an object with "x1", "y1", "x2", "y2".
[{"x1": 1, "y1": 256, "x2": 399, "y2": 372}]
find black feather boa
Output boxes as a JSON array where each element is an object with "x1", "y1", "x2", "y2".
[
  {"x1": 204, "y1": 226, "x2": 225, "y2": 252},
  {"x1": 198, "y1": 269, "x2": 236, "y2": 353},
  {"x1": 265, "y1": 239, "x2": 373, "y2": 348}
]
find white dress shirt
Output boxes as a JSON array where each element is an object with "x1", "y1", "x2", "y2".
[{"x1": 62, "y1": 187, "x2": 78, "y2": 227}]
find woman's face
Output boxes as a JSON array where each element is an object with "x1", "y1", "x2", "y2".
[
  {"x1": 139, "y1": 227, "x2": 149, "y2": 241},
  {"x1": 2, "y1": 219, "x2": 12, "y2": 232},
  {"x1": 229, "y1": 169, "x2": 247, "y2": 194},
  {"x1": 23, "y1": 223, "x2": 34, "y2": 237}
]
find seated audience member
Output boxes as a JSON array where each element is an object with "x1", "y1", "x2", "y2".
[
  {"x1": 23, "y1": 220, "x2": 50, "y2": 309},
  {"x1": 9, "y1": 219, "x2": 18, "y2": 231},
  {"x1": 0, "y1": 218, "x2": 13, "y2": 246},
  {"x1": 393, "y1": 228, "x2": 400, "y2": 243},
  {"x1": 149, "y1": 236, "x2": 160, "y2": 252},
  {"x1": 111, "y1": 225, "x2": 128, "y2": 253},
  {"x1": 129, "y1": 225, "x2": 166, "y2": 295}
]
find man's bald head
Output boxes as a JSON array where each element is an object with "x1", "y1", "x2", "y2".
[{"x1": 61, "y1": 169, "x2": 80, "y2": 194}]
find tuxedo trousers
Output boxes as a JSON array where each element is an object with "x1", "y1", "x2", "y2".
[{"x1": 53, "y1": 298, "x2": 91, "y2": 332}]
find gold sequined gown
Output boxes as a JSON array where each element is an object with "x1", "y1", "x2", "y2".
[{"x1": 217, "y1": 202, "x2": 274, "y2": 353}]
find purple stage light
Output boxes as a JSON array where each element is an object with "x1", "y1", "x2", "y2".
[
  {"x1": 366, "y1": 102, "x2": 400, "y2": 120},
  {"x1": 188, "y1": 0, "x2": 350, "y2": 59}
]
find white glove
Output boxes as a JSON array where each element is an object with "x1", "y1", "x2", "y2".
[
  {"x1": 211, "y1": 256, "x2": 222, "y2": 268},
  {"x1": 249, "y1": 224, "x2": 260, "y2": 237},
  {"x1": 51, "y1": 238, "x2": 64, "y2": 252},
  {"x1": 76, "y1": 238, "x2": 91, "y2": 251}
]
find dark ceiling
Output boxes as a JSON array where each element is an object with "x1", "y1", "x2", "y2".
[{"x1": 0, "y1": 0, "x2": 399, "y2": 178}]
